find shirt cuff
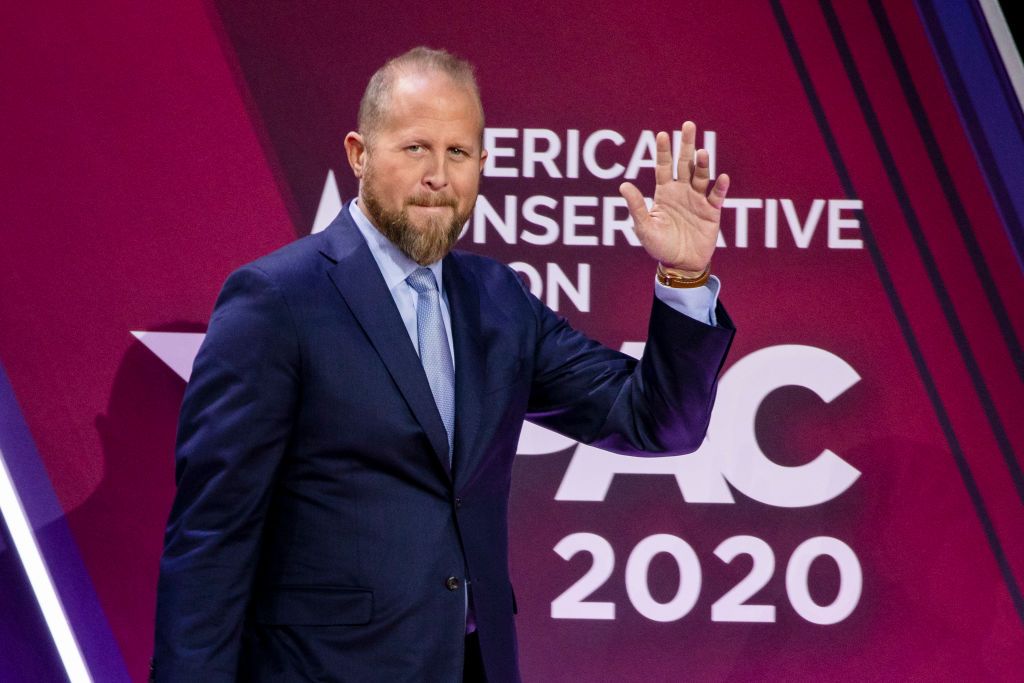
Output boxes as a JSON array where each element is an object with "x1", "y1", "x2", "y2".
[{"x1": 653, "y1": 274, "x2": 721, "y2": 326}]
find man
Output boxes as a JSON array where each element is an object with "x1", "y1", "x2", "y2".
[{"x1": 153, "y1": 47, "x2": 734, "y2": 682}]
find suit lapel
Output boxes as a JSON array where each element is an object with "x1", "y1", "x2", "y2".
[
  {"x1": 444, "y1": 253, "x2": 485, "y2": 489},
  {"x1": 320, "y1": 208, "x2": 452, "y2": 477}
]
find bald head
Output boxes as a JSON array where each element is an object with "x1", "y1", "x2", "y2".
[{"x1": 357, "y1": 47, "x2": 484, "y2": 144}]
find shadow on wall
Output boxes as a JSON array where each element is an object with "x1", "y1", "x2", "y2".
[{"x1": 69, "y1": 321, "x2": 205, "y2": 682}]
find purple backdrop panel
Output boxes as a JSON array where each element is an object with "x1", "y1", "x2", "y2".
[{"x1": 1, "y1": 0, "x2": 1022, "y2": 680}]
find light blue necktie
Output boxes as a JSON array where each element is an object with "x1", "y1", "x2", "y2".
[{"x1": 406, "y1": 268, "x2": 455, "y2": 462}]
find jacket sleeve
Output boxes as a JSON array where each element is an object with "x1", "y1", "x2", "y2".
[
  {"x1": 153, "y1": 265, "x2": 300, "y2": 682},
  {"x1": 523, "y1": 281, "x2": 735, "y2": 455}
]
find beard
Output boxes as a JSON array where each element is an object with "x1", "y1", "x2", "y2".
[{"x1": 360, "y1": 169, "x2": 471, "y2": 266}]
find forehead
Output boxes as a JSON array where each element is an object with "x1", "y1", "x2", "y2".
[{"x1": 377, "y1": 71, "x2": 483, "y2": 141}]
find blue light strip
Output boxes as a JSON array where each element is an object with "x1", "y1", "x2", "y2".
[
  {"x1": 0, "y1": 361, "x2": 128, "y2": 681},
  {"x1": 917, "y1": 0, "x2": 1024, "y2": 270}
]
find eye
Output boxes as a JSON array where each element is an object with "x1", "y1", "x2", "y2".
[
  {"x1": 406, "y1": 144, "x2": 424, "y2": 153},
  {"x1": 449, "y1": 147, "x2": 468, "y2": 158}
]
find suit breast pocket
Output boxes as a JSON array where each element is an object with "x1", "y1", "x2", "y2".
[{"x1": 253, "y1": 585, "x2": 373, "y2": 626}]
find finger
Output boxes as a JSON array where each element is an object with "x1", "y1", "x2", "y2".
[
  {"x1": 618, "y1": 181, "x2": 650, "y2": 225},
  {"x1": 655, "y1": 131, "x2": 672, "y2": 185},
  {"x1": 676, "y1": 121, "x2": 696, "y2": 183},
  {"x1": 692, "y1": 148, "x2": 710, "y2": 195},
  {"x1": 707, "y1": 172, "x2": 730, "y2": 209}
]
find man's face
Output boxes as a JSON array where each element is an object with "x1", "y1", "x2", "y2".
[{"x1": 348, "y1": 71, "x2": 486, "y2": 265}]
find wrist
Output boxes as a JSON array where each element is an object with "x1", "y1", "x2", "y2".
[
  {"x1": 661, "y1": 263, "x2": 706, "y2": 278},
  {"x1": 657, "y1": 262, "x2": 711, "y2": 288}
]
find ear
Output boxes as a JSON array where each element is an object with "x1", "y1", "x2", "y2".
[
  {"x1": 344, "y1": 131, "x2": 367, "y2": 178},
  {"x1": 478, "y1": 148, "x2": 488, "y2": 174}
]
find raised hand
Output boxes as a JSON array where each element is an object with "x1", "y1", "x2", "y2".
[{"x1": 618, "y1": 121, "x2": 730, "y2": 276}]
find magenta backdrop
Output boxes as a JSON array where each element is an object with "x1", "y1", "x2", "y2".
[{"x1": 2, "y1": 1, "x2": 1023, "y2": 680}]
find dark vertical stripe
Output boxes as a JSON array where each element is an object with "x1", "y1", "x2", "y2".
[
  {"x1": 917, "y1": 0, "x2": 1024, "y2": 269},
  {"x1": 867, "y1": 0, "x2": 1023, "y2": 383},
  {"x1": 817, "y1": 0, "x2": 1024, "y2": 502},
  {"x1": 202, "y1": 1, "x2": 306, "y2": 237},
  {"x1": 769, "y1": 0, "x2": 1024, "y2": 625}
]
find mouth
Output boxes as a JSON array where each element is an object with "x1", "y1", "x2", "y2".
[
  {"x1": 407, "y1": 196, "x2": 456, "y2": 209},
  {"x1": 408, "y1": 204, "x2": 455, "y2": 218}
]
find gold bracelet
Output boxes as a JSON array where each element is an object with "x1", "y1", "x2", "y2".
[{"x1": 656, "y1": 262, "x2": 711, "y2": 288}]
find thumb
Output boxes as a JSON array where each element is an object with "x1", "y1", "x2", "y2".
[{"x1": 618, "y1": 182, "x2": 649, "y2": 226}]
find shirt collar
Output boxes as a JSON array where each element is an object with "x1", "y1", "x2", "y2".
[{"x1": 349, "y1": 199, "x2": 444, "y2": 292}]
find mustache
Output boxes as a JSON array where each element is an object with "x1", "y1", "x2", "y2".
[{"x1": 405, "y1": 194, "x2": 458, "y2": 209}]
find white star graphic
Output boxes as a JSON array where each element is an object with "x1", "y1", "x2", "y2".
[{"x1": 130, "y1": 332, "x2": 205, "y2": 381}]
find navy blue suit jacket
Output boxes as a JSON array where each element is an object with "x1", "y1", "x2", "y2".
[{"x1": 154, "y1": 207, "x2": 734, "y2": 682}]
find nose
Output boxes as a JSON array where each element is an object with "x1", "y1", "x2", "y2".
[{"x1": 422, "y1": 151, "x2": 449, "y2": 191}]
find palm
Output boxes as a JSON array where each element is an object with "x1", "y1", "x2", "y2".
[{"x1": 619, "y1": 122, "x2": 730, "y2": 274}]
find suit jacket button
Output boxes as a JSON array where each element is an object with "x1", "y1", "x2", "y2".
[
  {"x1": 455, "y1": 497, "x2": 463, "y2": 508},
  {"x1": 446, "y1": 576, "x2": 461, "y2": 591}
]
